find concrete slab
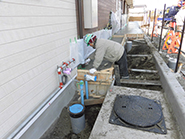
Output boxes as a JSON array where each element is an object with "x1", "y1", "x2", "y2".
[
  {"x1": 89, "y1": 86, "x2": 183, "y2": 139},
  {"x1": 116, "y1": 22, "x2": 143, "y2": 35},
  {"x1": 110, "y1": 37, "x2": 123, "y2": 44}
]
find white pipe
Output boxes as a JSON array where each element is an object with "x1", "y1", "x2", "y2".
[{"x1": 7, "y1": 74, "x2": 77, "y2": 139}]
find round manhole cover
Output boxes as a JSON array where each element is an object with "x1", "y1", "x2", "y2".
[{"x1": 114, "y1": 95, "x2": 162, "y2": 127}]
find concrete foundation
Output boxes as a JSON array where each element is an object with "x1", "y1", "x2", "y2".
[
  {"x1": 89, "y1": 86, "x2": 183, "y2": 139},
  {"x1": 19, "y1": 82, "x2": 76, "y2": 139}
]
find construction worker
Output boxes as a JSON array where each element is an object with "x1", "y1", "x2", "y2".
[{"x1": 84, "y1": 34, "x2": 129, "y2": 79}]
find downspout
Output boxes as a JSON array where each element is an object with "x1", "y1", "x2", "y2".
[
  {"x1": 7, "y1": 74, "x2": 77, "y2": 139},
  {"x1": 123, "y1": 0, "x2": 126, "y2": 14},
  {"x1": 126, "y1": 4, "x2": 129, "y2": 14},
  {"x1": 120, "y1": 0, "x2": 123, "y2": 29},
  {"x1": 78, "y1": 0, "x2": 83, "y2": 38}
]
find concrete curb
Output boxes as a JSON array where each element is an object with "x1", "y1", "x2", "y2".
[{"x1": 145, "y1": 36, "x2": 185, "y2": 138}]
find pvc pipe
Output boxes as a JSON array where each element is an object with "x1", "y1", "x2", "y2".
[
  {"x1": 85, "y1": 80, "x2": 89, "y2": 99},
  {"x1": 7, "y1": 74, "x2": 77, "y2": 139},
  {"x1": 130, "y1": 69, "x2": 158, "y2": 73},
  {"x1": 79, "y1": 80, "x2": 84, "y2": 105}
]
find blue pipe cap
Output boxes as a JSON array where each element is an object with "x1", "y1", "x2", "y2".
[{"x1": 69, "y1": 104, "x2": 84, "y2": 114}]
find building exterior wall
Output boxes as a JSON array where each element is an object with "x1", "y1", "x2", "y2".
[
  {"x1": 76, "y1": 0, "x2": 117, "y2": 37},
  {"x1": 0, "y1": 0, "x2": 77, "y2": 138}
]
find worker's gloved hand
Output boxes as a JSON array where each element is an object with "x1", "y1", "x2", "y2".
[{"x1": 89, "y1": 68, "x2": 97, "y2": 74}]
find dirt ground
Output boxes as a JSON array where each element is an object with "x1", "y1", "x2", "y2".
[{"x1": 41, "y1": 104, "x2": 101, "y2": 139}]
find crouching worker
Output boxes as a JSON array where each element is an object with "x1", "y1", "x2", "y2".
[{"x1": 84, "y1": 34, "x2": 129, "y2": 79}]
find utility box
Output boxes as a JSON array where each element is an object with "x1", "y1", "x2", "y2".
[{"x1": 83, "y1": 0, "x2": 98, "y2": 29}]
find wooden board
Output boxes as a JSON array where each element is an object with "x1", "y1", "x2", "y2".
[
  {"x1": 76, "y1": 66, "x2": 114, "y2": 83},
  {"x1": 126, "y1": 34, "x2": 144, "y2": 39},
  {"x1": 141, "y1": 24, "x2": 150, "y2": 28},
  {"x1": 120, "y1": 79, "x2": 161, "y2": 86},
  {"x1": 70, "y1": 97, "x2": 105, "y2": 106},
  {"x1": 112, "y1": 34, "x2": 144, "y2": 40},
  {"x1": 76, "y1": 66, "x2": 114, "y2": 96},
  {"x1": 129, "y1": 16, "x2": 144, "y2": 21},
  {"x1": 121, "y1": 35, "x2": 127, "y2": 46}
]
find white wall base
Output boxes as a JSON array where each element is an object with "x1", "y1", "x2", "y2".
[{"x1": 20, "y1": 82, "x2": 76, "y2": 139}]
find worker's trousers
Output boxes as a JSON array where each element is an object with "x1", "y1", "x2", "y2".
[{"x1": 115, "y1": 50, "x2": 129, "y2": 77}]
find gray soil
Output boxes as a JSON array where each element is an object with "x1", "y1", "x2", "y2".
[
  {"x1": 41, "y1": 105, "x2": 101, "y2": 139},
  {"x1": 127, "y1": 41, "x2": 160, "y2": 80}
]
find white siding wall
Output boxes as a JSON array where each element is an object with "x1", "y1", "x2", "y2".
[{"x1": 0, "y1": 0, "x2": 77, "y2": 138}]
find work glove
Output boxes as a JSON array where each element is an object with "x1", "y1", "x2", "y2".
[{"x1": 89, "y1": 68, "x2": 97, "y2": 74}]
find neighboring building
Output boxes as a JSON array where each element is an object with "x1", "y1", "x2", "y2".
[{"x1": 0, "y1": 0, "x2": 131, "y2": 138}]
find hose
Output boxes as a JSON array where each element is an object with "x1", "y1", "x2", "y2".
[{"x1": 61, "y1": 75, "x2": 68, "y2": 85}]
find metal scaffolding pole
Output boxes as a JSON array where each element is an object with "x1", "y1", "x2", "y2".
[
  {"x1": 148, "y1": 10, "x2": 151, "y2": 36},
  {"x1": 151, "y1": 9, "x2": 156, "y2": 42},
  {"x1": 158, "y1": 4, "x2": 166, "y2": 52},
  {"x1": 175, "y1": 17, "x2": 185, "y2": 73}
]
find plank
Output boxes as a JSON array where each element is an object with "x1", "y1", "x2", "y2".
[
  {"x1": 121, "y1": 35, "x2": 127, "y2": 46},
  {"x1": 129, "y1": 16, "x2": 144, "y2": 21},
  {"x1": 127, "y1": 54, "x2": 152, "y2": 57},
  {"x1": 120, "y1": 79, "x2": 161, "y2": 86},
  {"x1": 126, "y1": 34, "x2": 144, "y2": 38},
  {"x1": 112, "y1": 35, "x2": 125, "y2": 38},
  {"x1": 70, "y1": 98, "x2": 105, "y2": 106}
]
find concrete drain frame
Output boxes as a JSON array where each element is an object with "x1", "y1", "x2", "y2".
[{"x1": 109, "y1": 94, "x2": 167, "y2": 134}]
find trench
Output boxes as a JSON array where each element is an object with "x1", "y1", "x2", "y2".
[
  {"x1": 121, "y1": 40, "x2": 162, "y2": 91},
  {"x1": 40, "y1": 38, "x2": 165, "y2": 139}
]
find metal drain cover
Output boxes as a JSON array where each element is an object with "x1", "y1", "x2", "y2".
[{"x1": 109, "y1": 95, "x2": 167, "y2": 134}]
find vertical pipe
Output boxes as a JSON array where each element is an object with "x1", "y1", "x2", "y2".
[
  {"x1": 148, "y1": 10, "x2": 151, "y2": 35},
  {"x1": 80, "y1": 80, "x2": 84, "y2": 105},
  {"x1": 127, "y1": 4, "x2": 129, "y2": 14},
  {"x1": 158, "y1": 4, "x2": 166, "y2": 52},
  {"x1": 120, "y1": 0, "x2": 123, "y2": 29},
  {"x1": 78, "y1": 0, "x2": 83, "y2": 38},
  {"x1": 151, "y1": 9, "x2": 157, "y2": 41},
  {"x1": 85, "y1": 80, "x2": 89, "y2": 99},
  {"x1": 121, "y1": 0, "x2": 123, "y2": 14},
  {"x1": 175, "y1": 17, "x2": 185, "y2": 72},
  {"x1": 123, "y1": 0, "x2": 126, "y2": 14}
]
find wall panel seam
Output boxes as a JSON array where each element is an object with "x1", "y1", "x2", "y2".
[
  {"x1": 0, "y1": 27, "x2": 77, "y2": 46},
  {"x1": 0, "y1": 1, "x2": 75, "y2": 10}
]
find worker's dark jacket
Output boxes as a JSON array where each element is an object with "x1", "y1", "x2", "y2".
[{"x1": 93, "y1": 38, "x2": 124, "y2": 69}]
